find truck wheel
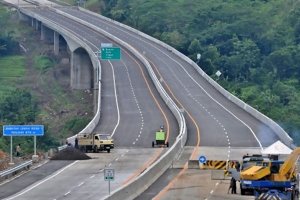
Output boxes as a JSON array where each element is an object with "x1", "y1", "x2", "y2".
[
  {"x1": 152, "y1": 141, "x2": 155, "y2": 148},
  {"x1": 107, "y1": 148, "x2": 110, "y2": 153},
  {"x1": 80, "y1": 146, "x2": 84, "y2": 152},
  {"x1": 166, "y1": 142, "x2": 169, "y2": 147},
  {"x1": 241, "y1": 188, "x2": 245, "y2": 195},
  {"x1": 93, "y1": 146, "x2": 98, "y2": 153}
]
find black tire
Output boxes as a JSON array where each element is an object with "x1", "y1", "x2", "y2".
[
  {"x1": 93, "y1": 146, "x2": 99, "y2": 153},
  {"x1": 241, "y1": 188, "x2": 245, "y2": 195},
  {"x1": 152, "y1": 141, "x2": 155, "y2": 148},
  {"x1": 107, "y1": 148, "x2": 110, "y2": 153},
  {"x1": 166, "y1": 142, "x2": 169, "y2": 147}
]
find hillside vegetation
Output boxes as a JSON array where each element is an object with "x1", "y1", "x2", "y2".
[
  {"x1": 0, "y1": 5, "x2": 93, "y2": 154},
  {"x1": 94, "y1": 0, "x2": 300, "y2": 143}
]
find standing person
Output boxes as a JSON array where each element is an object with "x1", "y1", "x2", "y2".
[
  {"x1": 16, "y1": 144, "x2": 21, "y2": 157},
  {"x1": 228, "y1": 177, "x2": 237, "y2": 194},
  {"x1": 227, "y1": 179, "x2": 232, "y2": 194},
  {"x1": 231, "y1": 177, "x2": 237, "y2": 194},
  {"x1": 75, "y1": 137, "x2": 79, "y2": 149}
]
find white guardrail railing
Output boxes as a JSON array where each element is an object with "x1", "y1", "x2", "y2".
[
  {"x1": 76, "y1": 7, "x2": 294, "y2": 149},
  {"x1": 0, "y1": 160, "x2": 32, "y2": 180}
]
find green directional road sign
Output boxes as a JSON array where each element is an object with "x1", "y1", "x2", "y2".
[
  {"x1": 104, "y1": 168, "x2": 115, "y2": 181},
  {"x1": 101, "y1": 47, "x2": 121, "y2": 60}
]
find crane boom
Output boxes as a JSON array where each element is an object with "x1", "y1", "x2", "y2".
[{"x1": 279, "y1": 147, "x2": 300, "y2": 179}]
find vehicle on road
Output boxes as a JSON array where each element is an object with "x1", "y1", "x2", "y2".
[
  {"x1": 229, "y1": 149, "x2": 300, "y2": 199},
  {"x1": 152, "y1": 125, "x2": 169, "y2": 148},
  {"x1": 78, "y1": 133, "x2": 114, "y2": 153}
]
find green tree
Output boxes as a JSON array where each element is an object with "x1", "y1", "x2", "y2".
[{"x1": 0, "y1": 89, "x2": 38, "y2": 124}]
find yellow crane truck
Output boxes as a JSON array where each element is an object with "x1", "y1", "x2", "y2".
[
  {"x1": 78, "y1": 133, "x2": 114, "y2": 153},
  {"x1": 232, "y1": 148, "x2": 300, "y2": 199}
]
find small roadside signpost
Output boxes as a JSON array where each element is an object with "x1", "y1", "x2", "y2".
[
  {"x1": 199, "y1": 155, "x2": 207, "y2": 164},
  {"x1": 215, "y1": 70, "x2": 222, "y2": 80},
  {"x1": 104, "y1": 168, "x2": 115, "y2": 195},
  {"x1": 3, "y1": 125, "x2": 44, "y2": 164}
]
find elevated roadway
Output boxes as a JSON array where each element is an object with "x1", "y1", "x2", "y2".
[
  {"x1": 1, "y1": 2, "x2": 178, "y2": 200},
  {"x1": 26, "y1": 7, "x2": 178, "y2": 147},
  {"x1": 47, "y1": 6, "x2": 284, "y2": 199},
  {"x1": 57, "y1": 7, "x2": 279, "y2": 149},
  {"x1": 0, "y1": 2, "x2": 289, "y2": 199}
]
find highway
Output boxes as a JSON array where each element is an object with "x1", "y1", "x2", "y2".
[
  {"x1": 0, "y1": 2, "x2": 285, "y2": 200},
  {"x1": 57, "y1": 7, "x2": 279, "y2": 149},
  {"x1": 26, "y1": 7, "x2": 178, "y2": 148},
  {"x1": 1, "y1": 3, "x2": 178, "y2": 200},
  {"x1": 49, "y1": 6, "x2": 282, "y2": 199}
]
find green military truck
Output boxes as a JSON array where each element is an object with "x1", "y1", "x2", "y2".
[
  {"x1": 152, "y1": 126, "x2": 169, "y2": 148},
  {"x1": 78, "y1": 133, "x2": 114, "y2": 153}
]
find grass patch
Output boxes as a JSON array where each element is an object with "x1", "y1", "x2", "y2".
[
  {"x1": 0, "y1": 56, "x2": 25, "y2": 77},
  {"x1": 0, "y1": 55, "x2": 25, "y2": 96},
  {"x1": 34, "y1": 55, "x2": 55, "y2": 73}
]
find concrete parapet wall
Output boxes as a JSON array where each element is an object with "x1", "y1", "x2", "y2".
[{"x1": 78, "y1": 7, "x2": 294, "y2": 148}]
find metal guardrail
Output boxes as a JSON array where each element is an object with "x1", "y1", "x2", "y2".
[{"x1": 0, "y1": 160, "x2": 32, "y2": 178}]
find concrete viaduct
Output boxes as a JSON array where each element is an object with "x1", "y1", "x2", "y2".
[{"x1": 20, "y1": 11, "x2": 97, "y2": 91}]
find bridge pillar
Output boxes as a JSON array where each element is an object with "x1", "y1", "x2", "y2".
[
  {"x1": 41, "y1": 24, "x2": 45, "y2": 41},
  {"x1": 54, "y1": 31, "x2": 59, "y2": 55},
  {"x1": 70, "y1": 48, "x2": 93, "y2": 89},
  {"x1": 40, "y1": 24, "x2": 54, "y2": 43},
  {"x1": 18, "y1": 12, "x2": 30, "y2": 22},
  {"x1": 31, "y1": 18, "x2": 34, "y2": 27},
  {"x1": 35, "y1": 20, "x2": 39, "y2": 31}
]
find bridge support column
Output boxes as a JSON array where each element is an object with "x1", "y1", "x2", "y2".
[
  {"x1": 54, "y1": 31, "x2": 59, "y2": 55},
  {"x1": 41, "y1": 24, "x2": 45, "y2": 41},
  {"x1": 35, "y1": 20, "x2": 39, "y2": 31},
  {"x1": 31, "y1": 18, "x2": 34, "y2": 27},
  {"x1": 18, "y1": 12, "x2": 30, "y2": 22},
  {"x1": 40, "y1": 24, "x2": 54, "y2": 43},
  {"x1": 70, "y1": 49, "x2": 93, "y2": 89}
]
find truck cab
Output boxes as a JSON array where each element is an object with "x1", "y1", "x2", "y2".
[
  {"x1": 78, "y1": 133, "x2": 114, "y2": 153},
  {"x1": 240, "y1": 155, "x2": 271, "y2": 195}
]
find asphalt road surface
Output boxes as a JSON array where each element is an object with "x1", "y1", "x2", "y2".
[{"x1": 2, "y1": 149, "x2": 166, "y2": 200}]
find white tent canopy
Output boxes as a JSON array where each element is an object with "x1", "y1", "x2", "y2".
[{"x1": 261, "y1": 140, "x2": 292, "y2": 155}]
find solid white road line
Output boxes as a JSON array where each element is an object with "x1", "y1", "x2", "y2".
[{"x1": 4, "y1": 161, "x2": 78, "y2": 200}]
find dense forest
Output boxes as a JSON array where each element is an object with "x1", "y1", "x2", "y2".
[{"x1": 98, "y1": 0, "x2": 300, "y2": 143}]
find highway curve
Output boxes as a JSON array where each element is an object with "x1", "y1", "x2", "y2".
[
  {"x1": 1, "y1": 3, "x2": 283, "y2": 200},
  {"x1": 54, "y1": 6, "x2": 283, "y2": 200},
  {"x1": 29, "y1": 7, "x2": 178, "y2": 147},
  {"x1": 1, "y1": 5, "x2": 178, "y2": 200},
  {"x1": 58, "y1": 7, "x2": 279, "y2": 148}
]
